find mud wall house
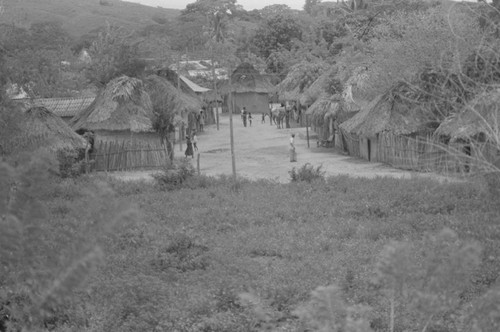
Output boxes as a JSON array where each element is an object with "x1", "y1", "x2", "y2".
[
  {"x1": 71, "y1": 76, "x2": 157, "y2": 143},
  {"x1": 219, "y1": 63, "x2": 274, "y2": 115},
  {"x1": 435, "y1": 89, "x2": 500, "y2": 172}
]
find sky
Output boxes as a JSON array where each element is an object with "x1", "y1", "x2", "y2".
[{"x1": 123, "y1": 0, "x2": 480, "y2": 11}]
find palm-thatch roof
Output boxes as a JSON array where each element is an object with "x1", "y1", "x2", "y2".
[
  {"x1": 71, "y1": 76, "x2": 154, "y2": 132},
  {"x1": 144, "y1": 75, "x2": 202, "y2": 116},
  {"x1": 219, "y1": 62, "x2": 274, "y2": 94},
  {"x1": 435, "y1": 89, "x2": 500, "y2": 141},
  {"x1": 300, "y1": 66, "x2": 339, "y2": 106},
  {"x1": 276, "y1": 61, "x2": 329, "y2": 101},
  {"x1": 305, "y1": 95, "x2": 343, "y2": 127},
  {"x1": 2, "y1": 106, "x2": 86, "y2": 154},
  {"x1": 340, "y1": 82, "x2": 435, "y2": 137}
]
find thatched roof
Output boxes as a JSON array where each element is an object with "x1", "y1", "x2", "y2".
[
  {"x1": 2, "y1": 106, "x2": 86, "y2": 154},
  {"x1": 305, "y1": 95, "x2": 343, "y2": 127},
  {"x1": 276, "y1": 61, "x2": 329, "y2": 102},
  {"x1": 71, "y1": 76, "x2": 154, "y2": 132},
  {"x1": 300, "y1": 66, "x2": 339, "y2": 106},
  {"x1": 435, "y1": 89, "x2": 500, "y2": 141},
  {"x1": 219, "y1": 62, "x2": 273, "y2": 94},
  {"x1": 144, "y1": 75, "x2": 202, "y2": 116},
  {"x1": 340, "y1": 82, "x2": 434, "y2": 137}
]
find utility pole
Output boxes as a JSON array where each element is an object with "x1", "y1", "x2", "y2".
[
  {"x1": 228, "y1": 64, "x2": 237, "y2": 180},
  {"x1": 177, "y1": 53, "x2": 183, "y2": 152},
  {"x1": 211, "y1": 47, "x2": 219, "y2": 131}
]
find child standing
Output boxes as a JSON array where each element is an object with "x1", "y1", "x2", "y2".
[{"x1": 192, "y1": 132, "x2": 198, "y2": 151}]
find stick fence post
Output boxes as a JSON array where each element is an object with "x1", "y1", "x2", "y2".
[{"x1": 197, "y1": 153, "x2": 200, "y2": 175}]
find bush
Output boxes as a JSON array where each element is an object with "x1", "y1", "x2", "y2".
[
  {"x1": 289, "y1": 163, "x2": 326, "y2": 183},
  {"x1": 153, "y1": 158, "x2": 196, "y2": 190},
  {"x1": 56, "y1": 147, "x2": 85, "y2": 178}
]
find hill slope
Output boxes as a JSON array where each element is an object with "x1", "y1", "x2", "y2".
[{"x1": 1, "y1": 0, "x2": 180, "y2": 38}]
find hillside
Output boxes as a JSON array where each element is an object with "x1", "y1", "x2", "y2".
[{"x1": 0, "y1": 0, "x2": 180, "y2": 38}]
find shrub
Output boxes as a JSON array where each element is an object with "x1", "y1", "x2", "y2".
[
  {"x1": 153, "y1": 158, "x2": 196, "y2": 190},
  {"x1": 289, "y1": 163, "x2": 326, "y2": 183},
  {"x1": 56, "y1": 147, "x2": 85, "y2": 178}
]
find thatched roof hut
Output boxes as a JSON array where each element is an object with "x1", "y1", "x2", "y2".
[
  {"x1": 435, "y1": 89, "x2": 500, "y2": 142},
  {"x1": 219, "y1": 62, "x2": 274, "y2": 94},
  {"x1": 276, "y1": 61, "x2": 329, "y2": 102},
  {"x1": 306, "y1": 95, "x2": 342, "y2": 127},
  {"x1": 144, "y1": 75, "x2": 202, "y2": 118},
  {"x1": 219, "y1": 62, "x2": 274, "y2": 114},
  {"x1": 71, "y1": 76, "x2": 154, "y2": 133},
  {"x1": 340, "y1": 82, "x2": 434, "y2": 137},
  {"x1": 1, "y1": 106, "x2": 86, "y2": 155},
  {"x1": 300, "y1": 66, "x2": 339, "y2": 106}
]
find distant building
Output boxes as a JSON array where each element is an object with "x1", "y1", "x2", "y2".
[{"x1": 169, "y1": 59, "x2": 228, "y2": 80}]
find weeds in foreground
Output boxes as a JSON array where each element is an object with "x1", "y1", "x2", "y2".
[
  {"x1": 152, "y1": 157, "x2": 195, "y2": 190},
  {"x1": 289, "y1": 163, "x2": 326, "y2": 183},
  {"x1": 3, "y1": 162, "x2": 500, "y2": 331}
]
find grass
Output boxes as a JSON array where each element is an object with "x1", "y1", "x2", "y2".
[{"x1": 4, "y1": 167, "x2": 500, "y2": 331}]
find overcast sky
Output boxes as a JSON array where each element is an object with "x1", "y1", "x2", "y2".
[{"x1": 123, "y1": 0, "x2": 479, "y2": 11}]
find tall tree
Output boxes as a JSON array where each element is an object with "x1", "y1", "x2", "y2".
[
  {"x1": 253, "y1": 9, "x2": 303, "y2": 60},
  {"x1": 304, "y1": 0, "x2": 321, "y2": 15},
  {"x1": 180, "y1": 0, "x2": 236, "y2": 43},
  {"x1": 86, "y1": 24, "x2": 146, "y2": 87}
]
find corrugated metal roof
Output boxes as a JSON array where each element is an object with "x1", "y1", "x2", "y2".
[
  {"x1": 179, "y1": 75, "x2": 211, "y2": 93},
  {"x1": 19, "y1": 96, "x2": 96, "y2": 117}
]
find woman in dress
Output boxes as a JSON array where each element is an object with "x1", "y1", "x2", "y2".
[{"x1": 185, "y1": 135, "x2": 194, "y2": 158}]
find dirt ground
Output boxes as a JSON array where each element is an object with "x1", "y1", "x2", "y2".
[{"x1": 112, "y1": 113, "x2": 456, "y2": 183}]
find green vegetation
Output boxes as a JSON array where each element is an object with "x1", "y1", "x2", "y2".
[{"x1": 2, "y1": 155, "x2": 499, "y2": 331}]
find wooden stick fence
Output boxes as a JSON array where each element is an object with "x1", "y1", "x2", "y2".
[
  {"x1": 90, "y1": 140, "x2": 170, "y2": 172},
  {"x1": 339, "y1": 129, "x2": 499, "y2": 175}
]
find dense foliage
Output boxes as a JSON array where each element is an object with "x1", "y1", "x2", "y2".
[{"x1": 2, "y1": 159, "x2": 500, "y2": 331}]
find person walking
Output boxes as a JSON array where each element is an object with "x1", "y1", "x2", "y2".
[
  {"x1": 199, "y1": 110, "x2": 205, "y2": 132},
  {"x1": 248, "y1": 112, "x2": 253, "y2": 127},
  {"x1": 192, "y1": 132, "x2": 198, "y2": 151},
  {"x1": 185, "y1": 135, "x2": 194, "y2": 158},
  {"x1": 241, "y1": 107, "x2": 247, "y2": 127},
  {"x1": 289, "y1": 133, "x2": 297, "y2": 162}
]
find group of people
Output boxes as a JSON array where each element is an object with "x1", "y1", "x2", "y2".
[
  {"x1": 185, "y1": 131, "x2": 198, "y2": 158},
  {"x1": 240, "y1": 107, "x2": 253, "y2": 127}
]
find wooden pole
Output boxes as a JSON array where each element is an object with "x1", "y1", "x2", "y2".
[
  {"x1": 306, "y1": 115, "x2": 310, "y2": 148},
  {"x1": 211, "y1": 48, "x2": 219, "y2": 131},
  {"x1": 197, "y1": 153, "x2": 200, "y2": 175},
  {"x1": 179, "y1": 124, "x2": 183, "y2": 152},
  {"x1": 228, "y1": 64, "x2": 237, "y2": 180}
]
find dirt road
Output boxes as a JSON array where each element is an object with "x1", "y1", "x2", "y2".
[
  {"x1": 165, "y1": 113, "x2": 451, "y2": 183},
  {"x1": 113, "y1": 113, "x2": 454, "y2": 183}
]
